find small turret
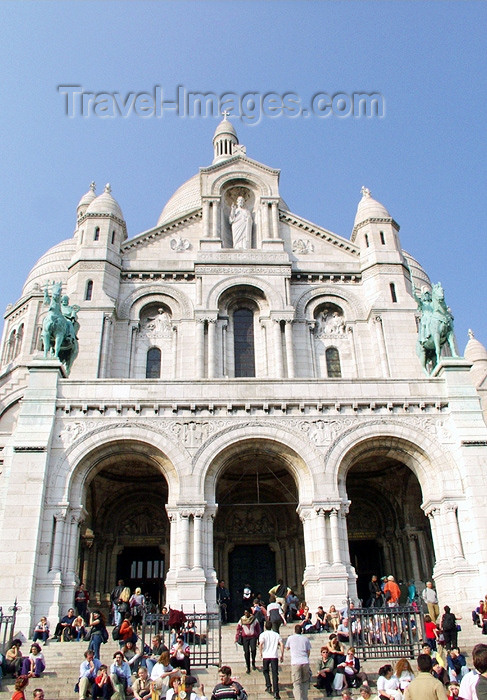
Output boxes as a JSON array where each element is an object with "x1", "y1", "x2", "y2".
[
  {"x1": 212, "y1": 114, "x2": 238, "y2": 164},
  {"x1": 76, "y1": 181, "x2": 96, "y2": 221}
]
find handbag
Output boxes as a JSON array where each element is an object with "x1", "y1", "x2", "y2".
[{"x1": 236, "y1": 631, "x2": 243, "y2": 646}]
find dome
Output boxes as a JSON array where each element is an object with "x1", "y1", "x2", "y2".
[
  {"x1": 156, "y1": 173, "x2": 291, "y2": 227},
  {"x1": 22, "y1": 239, "x2": 76, "y2": 297},
  {"x1": 402, "y1": 250, "x2": 431, "y2": 290},
  {"x1": 157, "y1": 174, "x2": 201, "y2": 227},
  {"x1": 85, "y1": 183, "x2": 124, "y2": 220},
  {"x1": 465, "y1": 330, "x2": 487, "y2": 364},
  {"x1": 77, "y1": 182, "x2": 96, "y2": 210},
  {"x1": 353, "y1": 186, "x2": 391, "y2": 228},
  {"x1": 213, "y1": 116, "x2": 238, "y2": 141}
]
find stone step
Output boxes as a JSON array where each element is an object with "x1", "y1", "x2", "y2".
[{"x1": 6, "y1": 623, "x2": 481, "y2": 699}]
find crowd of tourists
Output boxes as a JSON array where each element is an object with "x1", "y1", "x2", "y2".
[{"x1": 4, "y1": 576, "x2": 487, "y2": 699}]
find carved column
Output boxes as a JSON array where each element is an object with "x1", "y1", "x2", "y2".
[
  {"x1": 211, "y1": 199, "x2": 220, "y2": 238},
  {"x1": 284, "y1": 320, "x2": 295, "y2": 378},
  {"x1": 329, "y1": 509, "x2": 341, "y2": 564},
  {"x1": 51, "y1": 508, "x2": 67, "y2": 573},
  {"x1": 299, "y1": 508, "x2": 314, "y2": 570},
  {"x1": 227, "y1": 319, "x2": 235, "y2": 377},
  {"x1": 65, "y1": 508, "x2": 85, "y2": 583},
  {"x1": 374, "y1": 315, "x2": 390, "y2": 378},
  {"x1": 407, "y1": 531, "x2": 422, "y2": 582},
  {"x1": 98, "y1": 313, "x2": 113, "y2": 378},
  {"x1": 167, "y1": 510, "x2": 177, "y2": 571},
  {"x1": 261, "y1": 200, "x2": 270, "y2": 239},
  {"x1": 205, "y1": 507, "x2": 217, "y2": 577},
  {"x1": 196, "y1": 319, "x2": 205, "y2": 378},
  {"x1": 129, "y1": 324, "x2": 139, "y2": 378},
  {"x1": 193, "y1": 510, "x2": 204, "y2": 569},
  {"x1": 207, "y1": 319, "x2": 217, "y2": 378},
  {"x1": 426, "y1": 508, "x2": 444, "y2": 564},
  {"x1": 443, "y1": 503, "x2": 465, "y2": 559},
  {"x1": 272, "y1": 319, "x2": 284, "y2": 378},
  {"x1": 202, "y1": 200, "x2": 211, "y2": 238},
  {"x1": 171, "y1": 326, "x2": 178, "y2": 379},
  {"x1": 180, "y1": 512, "x2": 190, "y2": 569},
  {"x1": 317, "y1": 509, "x2": 330, "y2": 565},
  {"x1": 308, "y1": 322, "x2": 317, "y2": 377},
  {"x1": 348, "y1": 326, "x2": 359, "y2": 378},
  {"x1": 271, "y1": 201, "x2": 279, "y2": 239},
  {"x1": 220, "y1": 321, "x2": 228, "y2": 377}
]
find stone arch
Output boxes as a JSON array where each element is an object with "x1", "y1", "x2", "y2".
[
  {"x1": 326, "y1": 419, "x2": 460, "y2": 503},
  {"x1": 118, "y1": 284, "x2": 193, "y2": 320},
  {"x1": 295, "y1": 285, "x2": 366, "y2": 321},
  {"x1": 206, "y1": 276, "x2": 285, "y2": 312},
  {"x1": 49, "y1": 423, "x2": 189, "y2": 506},
  {"x1": 194, "y1": 423, "x2": 320, "y2": 504},
  {"x1": 209, "y1": 170, "x2": 275, "y2": 198}
]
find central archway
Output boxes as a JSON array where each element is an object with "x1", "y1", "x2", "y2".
[{"x1": 212, "y1": 440, "x2": 305, "y2": 620}]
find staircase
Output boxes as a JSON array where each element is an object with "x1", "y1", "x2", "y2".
[{"x1": 1, "y1": 623, "x2": 483, "y2": 698}]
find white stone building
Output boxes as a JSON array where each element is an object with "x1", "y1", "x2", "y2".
[{"x1": 1, "y1": 117, "x2": 487, "y2": 632}]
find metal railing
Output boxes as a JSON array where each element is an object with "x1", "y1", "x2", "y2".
[
  {"x1": 141, "y1": 609, "x2": 222, "y2": 668},
  {"x1": 348, "y1": 605, "x2": 425, "y2": 660},
  {"x1": 0, "y1": 600, "x2": 20, "y2": 653}
]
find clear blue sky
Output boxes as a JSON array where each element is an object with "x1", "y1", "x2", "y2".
[{"x1": 1, "y1": 1, "x2": 486, "y2": 351}]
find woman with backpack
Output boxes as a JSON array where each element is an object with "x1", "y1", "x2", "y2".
[{"x1": 441, "y1": 605, "x2": 461, "y2": 650}]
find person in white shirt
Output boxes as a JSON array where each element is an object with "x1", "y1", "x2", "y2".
[
  {"x1": 285, "y1": 625, "x2": 311, "y2": 700},
  {"x1": 259, "y1": 620, "x2": 284, "y2": 699}
]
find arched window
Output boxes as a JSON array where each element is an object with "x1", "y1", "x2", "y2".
[
  {"x1": 234, "y1": 308, "x2": 255, "y2": 377},
  {"x1": 15, "y1": 324, "x2": 24, "y2": 358},
  {"x1": 146, "y1": 347, "x2": 161, "y2": 378},
  {"x1": 5, "y1": 330, "x2": 16, "y2": 363},
  {"x1": 390, "y1": 282, "x2": 397, "y2": 303},
  {"x1": 85, "y1": 280, "x2": 93, "y2": 301},
  {"x1": 326, "y1": 347, "x2": 342, "y2": 378},
  {"x1": 111, "y1": 230, "x2": 116, "y2": 244},
  {"x1": 365, "y1": 234, "x2": 369, "y2": 248},
  {"x1": 380, "y1": 231, "x2": 386, "y2": 245},
  {"x1": 94, "y1": 227, "x2": 100, "y2": 241}
]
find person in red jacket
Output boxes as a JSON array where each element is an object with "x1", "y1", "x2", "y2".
[
  {"x1": 383, "y1": 576, "x2": 401, "y2": 607},
  {"x1": 118, "y1": 613, "x2": 136, "y2": 648}
]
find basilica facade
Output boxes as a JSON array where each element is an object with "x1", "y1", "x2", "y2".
[{"x1": 1, "y1": 118, "x2": 487, "y2": 632}]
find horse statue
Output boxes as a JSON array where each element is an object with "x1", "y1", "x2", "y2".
[
  {"x1": 414, "y1": 282, "x2": 457, "y2": 374},
  {"x1": 41, "y1": 281, "x2": 79, "y2": 375}
]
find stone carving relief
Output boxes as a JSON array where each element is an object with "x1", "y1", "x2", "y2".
[
  {"x1": 170, "y1": 235, "x2": 191, "y2": 252},
  {"x1": 143, "y1": 308, "x2": 172, "y2": 340},
  {"x1": 314, "y1": 304, "x2": 346, "y2": 337},
  {"x1": 292, "y1": 239, "x2": 314, "y2": 255},
  {"x1": 225, "y1": 509, "x2": 275, "y2": 536}
]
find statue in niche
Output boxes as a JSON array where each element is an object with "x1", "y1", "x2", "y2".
[
  {"x1": 315, "y1": 307, "x2": 345, "y2": 337},
  {"x1": 229, "y1": 196, "x2": 252, "y2": 249},
  {"x1": 144, "y1": 308, "x2": 172, "y2": 339}
]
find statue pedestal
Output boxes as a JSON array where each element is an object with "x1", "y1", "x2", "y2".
[
  {"x1": 261, "y1": 239, "x2": 285, "y2": 252},
  {"x1": 199, "y1": 238, "x2": 223, "y2": 251}
]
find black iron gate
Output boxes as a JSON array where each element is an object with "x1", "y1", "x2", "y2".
[
  {"x1": 0, "y1": 601, "x2": 19, "y2": 653},
  {"x1": 141, "y1": 610, "x2": 221, "y2": 667},
  {"x1": 349, "y1": 605, "x2": 425, "y2": 660}
]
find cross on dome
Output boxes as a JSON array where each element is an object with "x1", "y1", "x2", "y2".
[{"x1": 360, "y1": 186, "x2": 371, "y2": 198}]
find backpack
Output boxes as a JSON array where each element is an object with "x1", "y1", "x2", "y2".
[
  {"x1": 101, "y1": 627, "x2": 109, "y2": 643},
  {"x1": 442, "y1": 613, "x2": 455, "y2": 631},
  {"x1": 112, "y1": 624, "x2": 121, "y2": 640}
]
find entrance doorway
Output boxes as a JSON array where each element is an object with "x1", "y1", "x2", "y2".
[
  {"x1": 117, "y1": 546, "x2": 165, "y2": 608},
  {"x1": 229, "y1": 544, "x2": 276, "y2": 621},
  {"x1": 348, "y1": 539, "x2": 382, "y2": 605}
]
